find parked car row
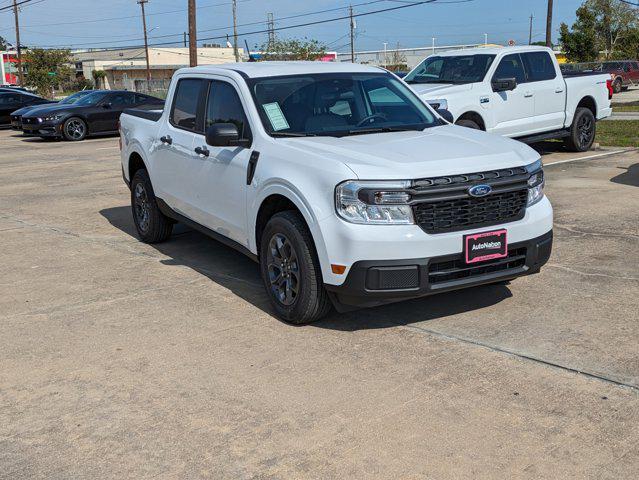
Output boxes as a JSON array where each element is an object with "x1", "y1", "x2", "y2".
[{"x1": 1, "y1": 89, "x2": 164, "y2": 141}]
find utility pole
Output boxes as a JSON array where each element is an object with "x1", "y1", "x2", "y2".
[
  {"x1": 188, "y1": 0, "x2": 197, "y2": 67},
  {"x1": 232, "y1": 0, "x2": 239, "y2": 62},
  {"x1": 138, "y1": 0, "x2": 151, "y2": 87},
  {"x1": 12, "y1": 0, "x2": 23, "y2": 86},
  {"x1": 267, "y1": 13, "x2": 275, "y2": 51},
  {"x1": 545, "y1": 0, "x2": 553, "y2": 48},
  {"x1": 529, "y1": 14, "x2": 533, "y2": 45},
  {"x1": 349, "y1": 5, "x2": 355, "y2": 62},
  {"x1": 183, "y1": 32, "x2": 187, "y2": 48}
]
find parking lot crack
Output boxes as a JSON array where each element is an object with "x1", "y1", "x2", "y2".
[
  {"x1": 546, "y1": 263, "x2": 639, "y2": 282},
  {"x1": 555, "y1": 223, "x2": 639, "y2": 241},
  {"x1": 397, "y1": 324, "x2": 639, "y2": 393}
]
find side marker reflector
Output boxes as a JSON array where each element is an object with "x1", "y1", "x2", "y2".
[{"x1": 331, "y1": 264, "x2": 347, "y2": 275}]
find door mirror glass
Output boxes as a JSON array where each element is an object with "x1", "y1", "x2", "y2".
[
  {"x1": 205, "y1": 122, "x2": 243, "y2": 147},
  {"x1": 491, "y1": 77, "x2": 517, "y2": 92}
]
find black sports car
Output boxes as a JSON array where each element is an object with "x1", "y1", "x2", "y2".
[
  {"x1": 0, "y1": 91, "x2": 51, "y2": 127},
  {"x1": 21, "y1": 90, "x2": 164, "y2": 141},
  {"x1": 11, "y1": 90, "x2": 94, "y2": 130}
]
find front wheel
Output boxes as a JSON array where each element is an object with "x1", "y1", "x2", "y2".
[
  {"x1": 259, "y1": 211, "x2": 332, "y2": 324},
  {"x1": 564, "y1": 107, "x2": 596, "y2": 152},
  {"x1": 62, "y1": 117, "x2": 87, "y2": 141},
  {"x1": 455, "y1": 118, "x2": 481, "y2": 130},
  {"x1": 613, "y1": 78, "x2": 622, "y2": 94}
]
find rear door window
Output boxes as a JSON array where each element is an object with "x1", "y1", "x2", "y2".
[
  {"x1": 522, "y1": 52, "x2": 557, "y2": 81},
  {"x1": 170, "y1": 78, "x2": 204, "y2": 131},
  {"x1": 492, "y1": 54, "x2": 527, "y2": 85}
]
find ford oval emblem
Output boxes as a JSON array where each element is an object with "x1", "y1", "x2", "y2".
[{"x1": 468, "y1": 184, "x2": 492, "y2": 197}]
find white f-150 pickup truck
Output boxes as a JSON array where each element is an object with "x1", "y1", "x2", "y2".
[
  {"x1": 405, "y1": 46, "x2": 613, "y2": 151},
  {"x1": 119, "y1": 62, "x2": 553, "y2": 324}
]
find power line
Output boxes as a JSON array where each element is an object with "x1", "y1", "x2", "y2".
[{"x1": 36, "y1": 0, "x2": 455, "y2": 51}]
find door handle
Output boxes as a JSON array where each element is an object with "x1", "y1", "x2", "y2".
[
  {"x1": 194, "y1": 146, "x2": 210, "y2": 157},
  {"x1": 555, "y1": 87, "x2": 564, "y2": 93},
  {"x1": 159, "y1": 135, "x2": 172, "y2": 145},
  {"x1": 524, "y1": 91, "x2": 533, "y2": 98}
]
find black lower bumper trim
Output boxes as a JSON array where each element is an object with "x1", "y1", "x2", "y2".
[{"x1": 325, "y1": 230, "x2": 553, "y2": 311}]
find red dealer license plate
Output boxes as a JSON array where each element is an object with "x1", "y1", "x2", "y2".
[{"x1": 464, "y1": 229, "x2": 508, "y2": 264}]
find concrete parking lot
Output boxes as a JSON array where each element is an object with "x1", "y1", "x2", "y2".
[{"x1": 1, "y1": 129, "x2": 638, "y2": 479}]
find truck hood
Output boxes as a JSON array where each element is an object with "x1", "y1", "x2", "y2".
[
  {"x1": 277, "y1": 125, "x2": 539, "y2": 180},
  {"x1": 407, "y1": 82, "x2": 472, "y2": 97}
]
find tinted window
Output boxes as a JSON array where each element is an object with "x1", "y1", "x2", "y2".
[
  {"x1": 171, "y1": 79, "x2": 202, "y2": 131},
  {"x1": 632, "y1": 62, "x2": 639, "y2": 70},
  {"x1": 135, "y1": 94, "x2": 150, "y2": 104},
  {"x1": 109, "y1": 92, "x2": 136, "y2": 107},
  {"x1": 493, "y1": 54, "x2": 526, "y2": 85},
  {"x1": 205, "y1": 81, "x2": 250, "y2": 139},
  {"x1": 522, "y1": 52, "x2": 556, "y2": 81},
  {"x1": 0, "y1": 93, "x2": 21, "y2": 105}
]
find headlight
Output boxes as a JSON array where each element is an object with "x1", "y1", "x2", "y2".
[
  {"x1": 427, "y1": 99, "x2": 448, "y2": 110},
  {"x1": 335, "y1": 180, "x2": 414, "y2": 225},
  {"x1": 40, "y1": 114, "x2": 62, "y2": 122},
  {"x1": 525, "y1": 159, "x2": 545, "y2": 206}
]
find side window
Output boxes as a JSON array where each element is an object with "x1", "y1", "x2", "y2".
[
  {"x1": 368, "y1": 86, "x2": 404, "y2": 105},
  {"x1": 135, "y1": 94, "x2": 149, "y2": 104},
  {"x1": 522, "y1": 52, "x2": 557, "y2": 81},
  {"x1": 110, "y1": 92, "x2": 136, "y2": 107},
  {"x1": 632, "y1": 62, "x2": 639, "y2": 70},
  {"x1": 170, "y1": 78, "x2": 203, "y2": 131},
  {"x1": 0, "y1": 93, "x2": 21, "y2": 105},
  {"x1": 329, "y1": 99, "x2": 352, "y2": 117},
  {"x1": 493, "y1": 54, "x2": 526, "y2": 85},
  {"x1": 205, "y1": 80, "x2": 251, "y2": 140}
]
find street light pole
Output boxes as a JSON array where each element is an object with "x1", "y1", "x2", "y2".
[
  {"x1": 138, "y1": 0, "x2": 151, "y2": 88},
  {"x1": 349, "y1": 5, "x2": 355, "y2": 62},
  {"x1": 232, "y1": 0, "x2": 239, "y2": 62},
  {"x1": 545, "y1": 0, "x2": 553, "y2": 48}
]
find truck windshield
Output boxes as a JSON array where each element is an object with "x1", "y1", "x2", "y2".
[
  {"x1": 247, "y1": 73, "x2": 438, "y2": 137},
  {"x1": 404, "y1": 54, "x2": 496, "y2": 85}
]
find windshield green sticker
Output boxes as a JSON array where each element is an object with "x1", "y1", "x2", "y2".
[{"x1": 263, "y1": 102, "x2": 290, "y2": 131}]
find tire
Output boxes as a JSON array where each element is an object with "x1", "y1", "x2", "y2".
[
  {"x1": 130, "y1": 169, "x2": 173, "y2": 243},
  {"x1": 564, "y1": 107, "x2": 596, "y2": 152},
  {"x1": 455, "y1": 118, "x2": 481, "y2": 130},
  {"x1": 613, "y1": 78, "x2": 622, "y2": 94},
  {"x1": 62, "y1": 117, "x2": 87, "y2": 141},
  {"x1": 259, "y1": 210, "x2": 332, "y2": 324}
]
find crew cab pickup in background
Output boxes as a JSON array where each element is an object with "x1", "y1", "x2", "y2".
[
  {"x1": 120, "y1": 62, "x2": 552, "y2": 324},
  {"x1": 405, "y1": 46, "x2": 613, "y2": 151}
]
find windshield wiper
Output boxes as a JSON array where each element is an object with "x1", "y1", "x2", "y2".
[
  {"x1": 343, "y1": 126, "x2": 423, "y2": 136},
  {"x1": 270, "y1": 132, "x2": 317, "y2": 137}
]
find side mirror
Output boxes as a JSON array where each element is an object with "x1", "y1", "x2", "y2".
[
  {"x1": 102, "y1": 102, "x2": 112, "y2": 109},
  {"x1": 436, "y1": 108, "x2": 454, "y2": 123},
  {"x1": 205, "y1": 122, "x2": 248, "y2": 147},
  {"x1": 491, "y1": 77, "x2": 517, "y2": 92}
]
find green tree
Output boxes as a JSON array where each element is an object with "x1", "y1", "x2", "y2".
[
  {"x1": 0, "y1": 35, "x2": 7, "y2": 50},
  {"x1": 92, "y1": 69, "x2": 106, "y2": 89},
  {"x1": 559, "y1": 5, "x2": 599, "y2": 62},
  {"x1": 559, "y1": 0, "x2": 639, "y2": 62},
  {"x1": 260, "y1": 37, "x2": 327, "y2": 61},
  {"x1": 23, "y1": 48, "x2": 74, "y2": 97}
]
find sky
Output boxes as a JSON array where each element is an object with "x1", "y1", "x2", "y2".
[{"x1": 0, "y1": 0, "x2": 587, "y2": 53}]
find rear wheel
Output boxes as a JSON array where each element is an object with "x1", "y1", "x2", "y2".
[
  {"x1": 455, "y1": 118, "x2": 481, "y2": 130},
  {"x1": 62, "y1": 117, "x2": 87, "y2": 141},
  {"x1": 259, "y1": 211, "x2": 332, "y2": 324},
  {"x1": 613, "y1": 78, "x2": 622, "y2": 94},
  {"x1": 564, "y1": 107, "x2": 596, "y2": 152},
  {"x1": 130, "y1": 169, "x2": 173, "y2": 243}
]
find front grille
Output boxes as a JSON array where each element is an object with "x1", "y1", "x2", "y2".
[
  {"x1": 410, "y1": 167, "x2": 530, "y2": 234},
  {"x1": 428, "y1": 247, "x2": 527, "y2": 284},
  {"x1": 413, "y1": 190, "x2": 528, "y2": 234}
]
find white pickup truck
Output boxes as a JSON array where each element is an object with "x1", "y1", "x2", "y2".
[
  {"x1": 405, "y1": 46, "x2": 613, "y2": 151},
  {"x1": 119, "y1": 62, "x2": 553, "y2": 324}
]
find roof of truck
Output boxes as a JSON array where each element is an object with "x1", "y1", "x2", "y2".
[
  {"x1": 177, "y1": 61, "x2": 387, "y2": 78},
  {"x1": 436, "y1": 45, "x2": 554, "y2": 57}
]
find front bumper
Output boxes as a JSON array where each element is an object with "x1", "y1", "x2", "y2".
[
  {"x1": 598, "y1": 107, "x2": 613, "y2": 120},
  {"x1": 21, "y1": 120, "x2": 63, "y2": 137},
  {"x1": 325, "y1": 229, "x2": 553, "y2": 310},
  {"x1": 10, "y1": 118, "x2": 22, "y2": 130}
]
